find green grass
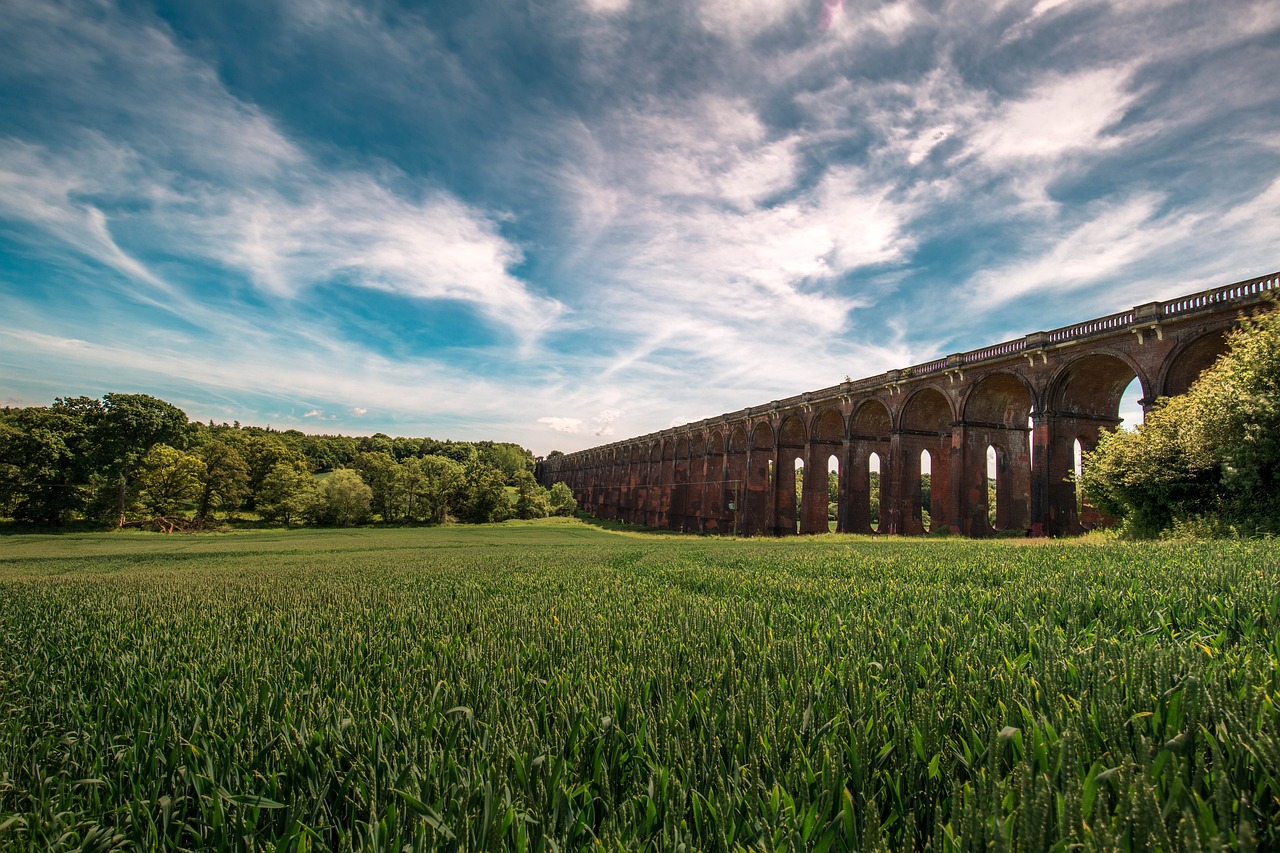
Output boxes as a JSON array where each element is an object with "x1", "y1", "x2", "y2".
[{"x1": 1, "y1": 521, "x2": 1277, "y2": 850}]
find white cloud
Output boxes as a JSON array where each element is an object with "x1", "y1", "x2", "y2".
[
  {"x1": 352, "y1": 407, "x2": 369, "y2": 416},
  {"x1": 538, "y1": 416, "x2": 584, "y2": 434},
  {"x1": 698, "y1": 0, "x2": 802, "y2": 39},
  {"x1": 304, "y1": 409, "x2": 322, "y2": 418},
  {"x1": 582, "y1": 0, "x2": 630, "y2": 12},
  {"x1": 592, "y1": 408, "x2": 621, "y2": 436},
  {"x1": 969, "y1": 67, "x2": 1137, "y2": 164}
]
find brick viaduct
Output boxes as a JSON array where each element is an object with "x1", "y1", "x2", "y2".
[{"x1": 537, "y1": 271, "x2": 1278, "y2": 537}]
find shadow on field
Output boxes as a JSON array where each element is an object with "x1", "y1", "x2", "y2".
[{"x1": 572, "y1": 512, "x2": 707, "y2": 537}]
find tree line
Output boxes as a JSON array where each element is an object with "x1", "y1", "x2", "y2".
[{"x1": 0, "y1": 395, "x2": 575, "y2": 529}]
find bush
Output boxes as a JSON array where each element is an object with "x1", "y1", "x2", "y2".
[
  {"x1": 548, "y1": 482, "x2": 578, "y2": 517},
  {"x1": 308, "y1": 468, "x2": 372, "y2": 527}
]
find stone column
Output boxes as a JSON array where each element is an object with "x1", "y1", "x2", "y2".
[{"x1": 799, "y1": 443, "x2": 832, "y2": 534}]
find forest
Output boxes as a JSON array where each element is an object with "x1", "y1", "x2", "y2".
[{"x1": 0, "y1": 394, "x2": 575, "y2": 529}]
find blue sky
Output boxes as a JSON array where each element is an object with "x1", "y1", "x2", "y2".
[{"x1": 1, "y1": 0, "x2": 1277, "y2": 454}]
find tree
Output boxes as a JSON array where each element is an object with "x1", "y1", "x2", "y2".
[
  {"x1": 196, "y1": 439, "x2": 249, "y2": 519},
  {"x1": 458, "y1": 458, "x2": 511, "y2": 523},
  {"x1": 0, "y1": 406, "x2": 94, "y2": 526},
  {"x1": 242, "y1": 434, "x2": 308, "y2": 509},
  {"x1": 417, "y1": 455, "x2": 465, "y2": 524},
  {"x1": 137, "y1": 444, "x2": 203, "y2": 516},
  {"x1": 548, "y1": 482, "x2": 578, "y2": 517},
  {"x1": 257, "y1": 462, "x2": 316, "y2": 525},
  {"x1": 354, "y1": 451, "x2": 402, "y2": 521},
  {"x1": 513, "y1": 470, "x2": 550, "y2": 519},
  {"x1": 477, "y1": 442, "x2": 535, "y2": 482},
  {"x1": 1081, "y1": 305, "x2": 1280, "y2": 536},
  {"x1": 90, "y1": 393, "x2": 189, "y2": 526},
  {"x1": 308, "y1": 468, "x2": 372, "y2": 526}
]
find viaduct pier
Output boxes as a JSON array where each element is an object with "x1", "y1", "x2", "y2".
[{"x1": 537, "y1": 270, "x2": 1278, "y2": 537}]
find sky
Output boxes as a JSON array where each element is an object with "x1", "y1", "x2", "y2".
[{"x1": 1, "y1": 0, "x2": 1278, "y2": 455}]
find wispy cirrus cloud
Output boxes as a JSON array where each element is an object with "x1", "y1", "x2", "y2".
[
  {"x1": 1, "y1": 0, "x2": 1277, "y2": 453},
  {"x1": 0, "y1": 0, "x2": 557, "y2": 342}
]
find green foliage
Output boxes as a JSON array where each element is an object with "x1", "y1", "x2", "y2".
[
  {"x1": 0, "y1": 405, "x2": 94, "y2": 525},
  {"x1": 195, "y1": 439, "x2": 249, "y2": 519},
  {"x1": 354, "y1": 451, "x2": 402, "y2": 522},
  {"x1": 1081, "y1": 306, "x2": 1280, "y2": 536},
  {"x1": 869, "y1": 470, "x2": 881, "y2": 528},
  {"x1": 241, "y1": 434, "x2": 309, "y2": 509},
  {"x1": 1078, "y1": 394, "x2": 1219, "y2": 537},
  {"x1": 475, "y1": 442, "x2": 536, "y2": 483},
  {"x1": 548, "y1": 481, "x2": 578, "y2": 517},
  {"x1": 0, "y1": 392, "x2": 539, "y2": 528},
  {"x1": 308, "y1": 468, "x2": 373, "y2": 527},
  {"x1": 512, "y1": 470, "x2": 550, "y2": 519},
  {"x1": 136, "y1": 444, "x2": 203, "y2": 516},
  {"x1": 0, "y1": 528, "x2": 1275, "y2": 850},
  {"x1": 413, "y1": 455, "x2": 466, "y2": 525},
  {"x1": 91, "y1": 393, "x2": 189, "y2": 524},
  {"x1": 256, "y1": 461, "x2": 316, "y2": 525},
  {"x1": 458, "y1": 457, "x2": 512, "y2": 523}
]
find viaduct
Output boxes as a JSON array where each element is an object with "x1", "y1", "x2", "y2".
[{"x1": 537, "y1": 270, "x2": 1278, "y2": 537}]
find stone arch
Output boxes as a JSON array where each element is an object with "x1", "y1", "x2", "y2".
[
  {"x1": 1048, "y1": 351, "x2": 1148, "y2": 419},
  {"x1": 705, "y1": 429, "x2": 723, "y2": 456},
  {"x1": 846, "y1": 399, "x2": 893, "y2": 534},
  {"x1": 811, "y1": 408, "x2": 844, "y2": 443},
  {"x1": 778, "y1": 413, "x2": 807, "y2": 448},
  {"x1": 850, "y1": 399, "x2": 892, "y2": 440},
  {"x1": 802, "y1": 408, "x2": 844, "y2": 535},
  {"x1": 775, "y1": 414, "x2": 806, "y2": 535},
  {"x1": 1159, "y1": 329, "x2": 1230, "y2": 399},
  {"x1": 897, "y1": 386, "x2": 955, "y2": 535},
  {"x1": 900, "y1": 386, "x2": 954, "y2": 433},
  {"x1": 962, "y1": 372, "x2": 1034, "y2": 427},
  {"x1": 670, "y1": 436, "x2": 693, "y2": 530},
  {"x1": 698, "y1": 429, "x2": 724, "y2": 532},
  {"x1": 1041, "y1": 352, "x2": 1145, "y2": 535},
  {"x1": 750, "y1": 421, "x2": 774, "y2": 450},
  {"x1": 725, "y1": 426, "x2": 749, "y2": 535},
  {"x1": 961, "y1": 372, "x2": 1033, "y2": 535}
]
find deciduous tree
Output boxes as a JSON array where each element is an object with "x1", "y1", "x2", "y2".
[
  {"x1": 137, "y1": 444, "x2": 203, "y2": 516},
  {"x1": 309, "y1": 468, "x2": 372, "y2": 527}
]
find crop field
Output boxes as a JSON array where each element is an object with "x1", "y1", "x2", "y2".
[{"x1": 1, "y1": 521, "x2": 1277, "y2": 851}]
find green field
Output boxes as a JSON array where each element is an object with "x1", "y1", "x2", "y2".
[{"x1": 1, "y1": 522, "x2": 1277, "y2": 851}]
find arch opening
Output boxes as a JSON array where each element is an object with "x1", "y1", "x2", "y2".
[
  {"x1": 828, "y1": 454, "x2": 840, "y2": 532},
  {"x1": 869, "y1": 452, "x2": 882, "y2": 533},
  {"x1": 987, "y1": 445, "x2": 1000, "y2": 530},
  {"x1": 1118, "y1": 377, "x2": 1144, "y2": 430},
  {"x1": 794, "y1": 456, "x2": 804, "y2": 533},
  {"x1": 920, "y1": 449, "x2": 932, "y2": 532}
]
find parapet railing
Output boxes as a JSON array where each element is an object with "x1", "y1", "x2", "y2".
[
  {"x1": 548, "y1": 270, "x2": 1278, "y2": 461},
  {"x1": 1162, "y1": 273, "x2": 1277, "y2": 318}
]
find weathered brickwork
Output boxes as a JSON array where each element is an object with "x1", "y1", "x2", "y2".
[{"x1": 538, "y1": 271, "x2": 1278, "y2": 537}]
